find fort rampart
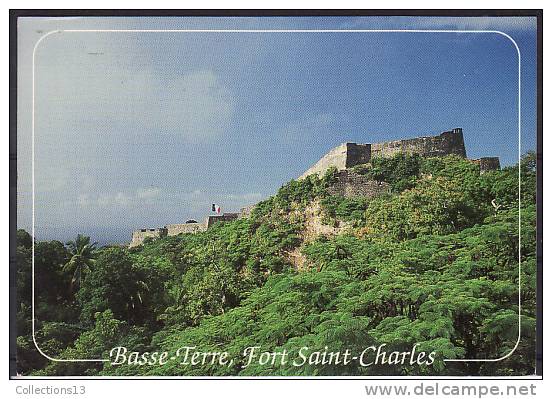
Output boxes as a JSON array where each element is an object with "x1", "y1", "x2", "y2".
[
  {"x1": 327, "y1": 170, "x2": 390, "y2": 198},
  {"x1": 130, "y1": 228, "x2": 167, "y2": 248},
  {"x1": 130, "y1": 128, "x2": 500, "y2": 247},
  {"x1": 300, "y1": 128, "x2": 468, "y2": 179},
  {"x1": 370, "y1": 128, "x2": 467, "y2": 159},
  {"x1": 130, "y1": 212, "x2": 245, "y2": 247}
]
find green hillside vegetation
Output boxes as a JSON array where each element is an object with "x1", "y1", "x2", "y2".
[{"x1": 16, "y1": 153, "x2": 537, "y2": 376}]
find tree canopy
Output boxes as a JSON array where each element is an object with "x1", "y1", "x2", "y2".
[{"x1": 16, "y1": 153, "x2": 537, "y2": 377}]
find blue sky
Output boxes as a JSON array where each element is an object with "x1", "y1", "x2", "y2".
[{"x1": 17, "y1": 16, "x2": 538, "y2": 243}]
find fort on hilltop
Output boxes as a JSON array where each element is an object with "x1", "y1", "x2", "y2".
[
  {"x1": 129, "y1": 128, "x2": 500, "y2": 247},
  {"x1": 300, "y1": 128, "x2": 477, "y2": 179},
  {"x1": 300, "y1": 127, "x2": 499, "y2": 200}
]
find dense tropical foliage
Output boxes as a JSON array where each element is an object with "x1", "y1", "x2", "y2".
[{"x1": 16, "y1": 153, "x2": 537, "y2": 376}]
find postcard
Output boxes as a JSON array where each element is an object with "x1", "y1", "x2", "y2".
[{"x1": 11, "y1": 11, "x2": 541, "y2": 381}]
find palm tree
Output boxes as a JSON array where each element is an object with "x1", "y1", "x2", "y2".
[{"x1": 63, "y1": 234, "x2": 97, "y2": 292}]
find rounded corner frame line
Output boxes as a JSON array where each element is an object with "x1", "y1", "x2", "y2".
[{"x1": 30, "y1": 28, "x2": 522, "y2": 366}]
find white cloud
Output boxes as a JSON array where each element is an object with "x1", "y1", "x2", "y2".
[
  {"x1": 97, "y1": 193, "x2": 115, "y2": 207},
  {"x1": 36, "y1": 48, "x2": 235, "y2": 140},
  {"x1": 113, "y1": 192, "x2": 131, "y2": 206}
]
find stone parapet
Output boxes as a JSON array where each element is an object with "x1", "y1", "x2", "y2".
[
  {"x1": 300, "y1": 128, "x2": 468, "y2": 179},
  {"x1": 327, "y1": 170, "x2": 390, "y2": 198}
]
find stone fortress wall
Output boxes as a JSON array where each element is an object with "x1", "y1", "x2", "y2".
[
  {"x1": 130, "y1": 228, "x2": 168, "y2": 248},
  {"x1": 471, "y1": 157, "x2": 501, "y2": 173},
  {"x1": 300, "y1": 128, "x2": 499, "y2": 180},
  {"x1": 327, "y1": 170, "x2": 390, "y2": 198},
  {"x1": 370, "y1": 128, "x2": 467, "y2": 159},
  {"x1": 130, "y1": 128, "x2": 500, "y2": 247},
  {"x1": 206, "y1": 213, "x2": 240, "y2": 228},
  {"x1": 130, "y1": 211, "x2": 249, "y2": 248},
  {"x1": 300, "y1": 128, "x2": 472, "y2": 179},
  {"x1": 299, "y1": 143, "x2": 371, "y2": 179},
  {"x1": 300, "y1": 127, "x2": 499, "y2": 203},
  {"x1": 165, "y1": 223, "x2": 207, "y2": 236}
]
